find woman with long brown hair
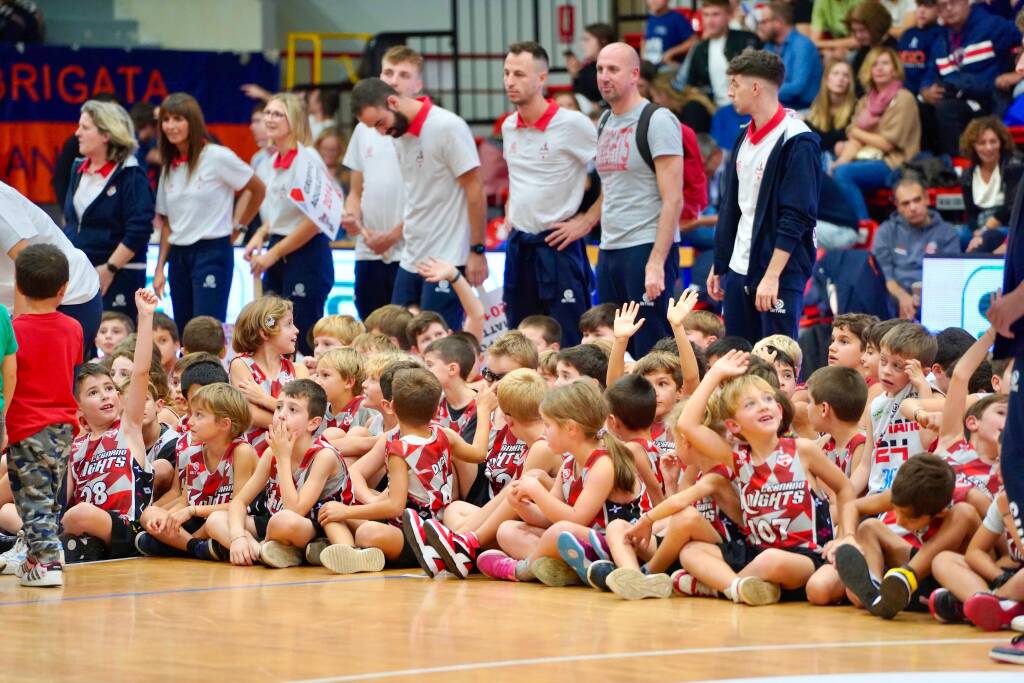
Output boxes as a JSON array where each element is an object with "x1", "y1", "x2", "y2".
[{"x1": 154, "y1": 93, "x2": 265, "y2": 332}]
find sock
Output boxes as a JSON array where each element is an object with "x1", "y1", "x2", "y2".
[
  {"x1": 210, "y1": 541, "x2": 228, "y2": 560},
  {"x1": 515, "y1": 559, "x2": 535, "y2": 581},
  {"x1": 186, "y1": 539, "x2": 203, "y2": 558},
  {"x1": 724, "y1": 577, "x2": 741, "y2": 603},
  {"x1": 869, "y1": 572, "x2": 881, "y2": 589}
]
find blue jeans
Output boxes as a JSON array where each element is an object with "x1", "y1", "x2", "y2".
[{"x1": 831, "y1": 160, "x2": 892, "y2": 221}]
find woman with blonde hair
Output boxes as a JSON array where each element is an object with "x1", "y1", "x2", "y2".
[
  {"x1": 830, "y1": 47, "x2": 919, "y2": 221},
  {"x1": 153, "y1": 92, "x2": 266, "y2": 332},
  {"x1": 63, "y1": 98, "x2": 155, "y2": 320},
  {"x1": 314, "y1": 125, "x2": 349, "y2": 192},
  {"x1": 244, "y1": 92, "x2": 334, "y2": 356},
  {"x1": 805, "y1": 60, "x2": 857, "y2": 160}
]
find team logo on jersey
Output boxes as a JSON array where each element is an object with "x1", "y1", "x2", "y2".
[
  {"x1": 561, "y1": 288, "x2": 576, "y2": 304},
  {"x1": 415, "y1": 151, "x2": 425, "y2": 167},
  {"x1": 106, "y1": 186, "x2": 117, "y2": 197},
  {"x1": 292, "y1": 283, "x2": 306, "y2": 298},
  {"x1": 771, "y1": 299, "x2": 787, "y2": 315},
  {"x1": 203, "y1": 274, "x2": 217, "y2": 289},
  {"x1": 776, "y1": 452, "x2": 793, "y2": 467},
  {"x1": 366, "y1": 146, "x2": 374, "y2": 158},
  {"x1": 539, "y1": 142, "x2": 549, "y2": 159}
]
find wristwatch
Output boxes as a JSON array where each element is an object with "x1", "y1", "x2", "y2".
[
  {"x1": 104, "y1": 262, "x2": 120, "y2": 274},
  {"x1": 470, "y1": 243, "x2": 485, "y2": 255}
]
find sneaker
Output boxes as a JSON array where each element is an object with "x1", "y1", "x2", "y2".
[
  {"x1": 990, "y1": 635, "x2": 1024, "y2": 664},
  {"x1": 259, "y1": 541, "x2": 303, "y2": 568},
  {"x1": 606, "y1": 567, "x2": 672, "y2": 600},
  {"x1": 531, "y1": 556, "x2": 581, "y2": 587},
  {"x1": 587, "y1": 560, "x2": 616, "y2": 591},
  {"x1": 876, "y1": 566, "x2": 916, "y2": 619},
  {"x1": 18, "y1": 557, "x2": 63, "y2": 587},
  {"x1": 305, "y1": 538, "x2": 329, "y2": 566},
  {"x1": 423, "y1": 519, "x2": 477, "y2": 579},
  {"x1": 965, "y1": 593, "x2": 1024, "y2": 631},
  {"x1": 477, "y1": 549, "x2": 519, "y2": 582},
  {"x1": 928, "y1": 588, "x2": 965, "y2": 624},
  {"x1": 0, "y1": 531, "x2": 27, "y2": 574},
  {"x1": 736, "y1": 577, "x2": 781, "y2": 606},
  {"x1": 1014, "y1": 615, "x2": 1024, "y2": 633},
  {"x1": 319, "y1": 544, "x2": 385, "y2": 574},
  {"x1": 134, "y1": 532, "x2": 187, "y2": 558},
  {"x1": 588, "y1": 529, "x2": 611, "y2": 562},
  {"x1": 557, "y1": 532, "x2": 597, "y2": 585},
  {"x1": 400, "y1": 509, "x2": 444, "y2": 578},
  {"x1": 188, "y1": 540, "x2": 222, "y2": 562},
  {"x1": 63, "y1": 535, "x2": 107, "y2": 564},
  {"x1": 835, "y1": 544, "x2": 881, "y2": 613},
  {"x1": 671, "y1": 569, "x2": 717, "y2": 597},
  {"x1": 0, "y1": 532, "x2": 18, "y2": 553}
]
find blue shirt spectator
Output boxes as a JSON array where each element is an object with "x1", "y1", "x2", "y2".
[
  {"x1": 896, "y1": 0, "x2": 943, "y2": 94},
  {"x1": 758, "y1": 1, "x2": 822, "y2": 109},
  {"x1": 643, "y1": 0, "x2": 695, "y2": 66}
]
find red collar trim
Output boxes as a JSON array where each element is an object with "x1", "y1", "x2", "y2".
[
  {"x1": 273, "y1": 147, "x2": 299, "y2": 170},
  {"x1": 747, "y1": 106, "x2": 786, "y2": 145},
  {"x1": 79, "y1": 160, "x2": 116, "y2": 178},
  {"x1": 171, "y1": 156, "x2": 189, "y2": 169},
  {"x1": 516, "y1": 99, "x2": 559, "y2": 132},
  {"x1": 407, "y1": 96, "x2": 433, "y2": 137}
]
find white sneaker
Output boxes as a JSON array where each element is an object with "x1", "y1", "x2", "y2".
[
  {"x1": 320, "y1": 544, "x2": 385, "y2": 574},
  {"x1": 1012, "y1": 615, "x2": 1024, "y2": 633},
  {"x1": 0, "y1": 532, "x2": 27, "y2": 575},
  {"x1": 259, "y1": 541, "x2": 303, "y2": 568},
  {"x1": 18, "y1": 558, "x2": 63, "y2": 588}
]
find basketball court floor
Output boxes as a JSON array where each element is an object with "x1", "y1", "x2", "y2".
[{"x1": 0, "y1": 558, "x2": 1017, "y2": 682}]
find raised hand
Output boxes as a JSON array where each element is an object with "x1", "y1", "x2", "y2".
[
  {"x1": 666, "y1": 288, "x2": 699, "y2": 329},
  {"x1": 613, "y1": 302, "x2": 645, "y2": 341},
  {"x1": 416, "y1": 256, "x2": 458, "y2": 284},
  {"x1": 135, "y1": 288, "x2": 158, "y2": 316},
  {"x1": 710, "y1": 349, "x2": 750, "y2": 379}
]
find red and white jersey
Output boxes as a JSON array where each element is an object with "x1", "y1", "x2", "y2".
[
  {"x1": 630, "y1": 437, "x2": 664, "y2": 493},
  {"x1": 823, "y1": 433, "x2": 867, "y2": 478},
  {"x1": 559, "y1": 449, "x2": 650, "y2": 529},
  {"x1": 868, "y1": 388, "x2": 924, "y2": 495},
  {"x1": 732, "y1": 437, "x2": 818, "y2": 551},
  {"x1": 942, "y1": 439, "x2": 1001, "y2": 501},
  {"x1": 650, "y1": 420, "x2": 674, "y2": 456},
  {"x1": 236, "y1": 354, "x2": 296, "y2": 454},
  {"x1": 695, "y1": 465, "x2": 735, "y2": 542},
  {"x1": 69, "y1": 423, "x2": 149, "y2": 521},
  {"x1": 176, "y1": 432, "x2": 246, "y2": 506},
  {"x1": 325, "y1": 394, "x2": 377, "y2": 433},
  {"x1": 434, "y1": 395, "x2": 477, "y2": 433},
  {"x1": 265, "y1": 437, "x2": 353, "y2": 514},
  {"x1": 483, "y1": 424, "x2": 527, "y2": 499},
  {"x1": 883, "y1": 508, "x2": 945, "y2": 549},
  {"x1": 386, "y1": 425, "x2": 454, "y2": 521}
]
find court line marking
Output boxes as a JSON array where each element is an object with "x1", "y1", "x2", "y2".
[
  {"x1": 0, "y1": 572, "x2": 425, "y2": 607},
  {"x1": 288, "y1": 637, "x2": 1009, "y2": 682}
]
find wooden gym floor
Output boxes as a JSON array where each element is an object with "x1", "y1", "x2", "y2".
[{"x1": 0, "y1": 558, "x2": 1017, "y2": 682}]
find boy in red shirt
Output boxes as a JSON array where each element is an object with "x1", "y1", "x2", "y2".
[{"x1": 5, "y1": 244, "x2": 83, "y2": 587}]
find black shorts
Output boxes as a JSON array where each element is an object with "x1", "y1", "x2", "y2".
[
  {"x1": 182, "y1": 516, "x2": 205, "y2": 535},
  {"x1": 718, "y1": 537, "x2": 826, "y2": 602},
  {"x1": 463, "y1": 463, "x2": 490, "y2": 508},
  {"x1": 108, "y1": 512, "x2": 143, "y2": 559},
  {"x1": 604, "y1": 499, "x2": 643, "y2": 526},
  {"x1": 253, "y1": 514, "x2": 271, "y2": 540}
]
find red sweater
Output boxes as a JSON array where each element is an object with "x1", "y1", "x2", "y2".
[{"x1": 8, "y1": 312, "x2": 82, "y2": 445}]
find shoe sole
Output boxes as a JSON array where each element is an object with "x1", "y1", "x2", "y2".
[
  {"x1": 401, "y1": 510, "x2": 439, "y2": 577},
  {"x1": 305, "y1": 539, "x2": 328, "y2": 566},
  {"x1": 738, "y1": 577, "x2": 781, "y2": 606},
  {"x1": 531, "y1": 557, "x2": 581, "y2": 587},
  {"x1": 19, "y1": 575, "x2": 63, "y2": 588},
  {"x1": 260, "y1": 541, "x2": 303, "y2": 568},
  {"x1": 607, "y1": 568, "x2": 672, "y2": 600},
  {"x1": 928, "y1": 589, "x2": 960, "y2": 624},
  {"x1": 966, "y1": 594, "x2": 1019, "y2": 632},
  {"x1": 1013, "y1": 616, "x2": 1024, "y2": 633},
  {"x1": 989, "y1": 646, "x2": 1024, "y2": 664},
  {"x1": 877, "y1": 571, "x2": 912, "y2": 619},
  {"x1": 835, "y1": 544, "x2": 880, "y2": 611},
  {"x1": 556, "y1": 534, "x2": 591, "y2": 584},
  {"x1": 320, "y1": 545, "x2": 385, "y2": 574},
  {"x1": 423, "y1": 522, "x2": 469, "y2": 579},
  {"x1": 1, "y1": 559, "x2": 24, "y2": 575}
]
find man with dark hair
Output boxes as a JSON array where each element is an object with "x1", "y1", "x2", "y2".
[
  {"x1": 758, "y1": 1, "x2": 822, "y2": 110},
  {"x1": 501, "y1": 41, "x2": 596, "y2": 348},
  {"x1": 350, "y1": 76, "x2": 486, "y2": 330},
  {"x1": 674, "y1": 0, "x2": 759, "y2": 112},
  {"x1": 708, "y1": 50, "x2": 820, "y2": 344}
]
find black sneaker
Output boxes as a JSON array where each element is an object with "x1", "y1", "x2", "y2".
[
  {"x1": 587, "y1": 559, "x2": 616, "y2": 591},
  {"x1": 189, "y1": 540, "x2": 222, "y2": 562},
  {"x1": 928, "y1": 588, "x2": 965, "y2": 624},
  {"x1": 63, "y1": 535, "x2": 107, "y2": 563},
  {"x1": 135, "y1": 532, "x2": 187, "y2": 558},
  {"x1": 877, "y1": 566, "x2": 916, "y2": 619},
  {"x1": 0, "y1": 532, "x2": 18, "y2": 553},
  {"x1": 835, "y1": 544, "x2": 881, "y2": 614}
]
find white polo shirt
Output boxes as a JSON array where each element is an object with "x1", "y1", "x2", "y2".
[
  {"x1": 257, "y1": 145, "x2": 327, "y2": 237},
  {"x1": 342, "y1": 122, "x2": 405, "y2": 263},
  {"x1": 0, "y1": 181, "x2": 100, "y2": 309},
  {"x1": 73, "y1": 160, "x2": 116, "y2": 221},
  {"x1": 502, "y1": 101, "x2": 596, "y2": 234},
  {"x1": 393, "y1": 98, "x2": 480, "y2": 271},
  {"x1": 156, "y1": 143, "x2": 254, "y2": 246},
  {"x1": 730, "y1": 108, "x2": 807, "y2": 275}
]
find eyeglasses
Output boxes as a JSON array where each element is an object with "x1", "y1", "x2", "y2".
[
  {"x1": 264, "y1": 110, "x2": 288, "y2": 119},
  {"x1": 481, "y1": 367, "x2": 506, "y2": 383}
]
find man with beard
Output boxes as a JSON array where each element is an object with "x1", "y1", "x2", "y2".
[
  {"x1": 500, "y1": 41, "x2": 597, "y2": 347},
  {"x1": 350, "y1": 78, "x2": 487, "y2": 330},
  {"x1": 342, "y1": 46, "x2": 423, "y2": 320}
]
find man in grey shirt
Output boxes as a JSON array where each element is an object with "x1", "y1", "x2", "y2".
[
  {"x1": 555, "y1": 42, "x2": 683, "y2": 355},
  {"x1": 873, "y1": 177, "x2": 961, "y2": 320}
]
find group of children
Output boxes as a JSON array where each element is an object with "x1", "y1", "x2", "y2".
[{"x1": 0, "y1": 243, "x2": 1021, "y2": 664}]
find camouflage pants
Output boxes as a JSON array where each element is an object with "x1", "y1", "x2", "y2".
[{"x1": 8, "y1": 424, "x2": 73, "y2": 564}]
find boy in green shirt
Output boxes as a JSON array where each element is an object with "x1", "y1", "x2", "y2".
[{"x1": 0, "y1": 306, "x2": 16, "y2": 450}]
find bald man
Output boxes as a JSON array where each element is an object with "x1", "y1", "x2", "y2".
[{"x1": 560, "y1": 42, "x2": 683, "y2": 356}]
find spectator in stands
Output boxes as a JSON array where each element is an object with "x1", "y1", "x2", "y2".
[
  {"x1": 314, "y1": 126, "x2": 349, "y2": 193},
  {"x1": 130, "y1": 101, "x2": 160, "y2": 182},
  {"x1": 873, "y1": 177, "x2": 960, "y2": 320},
  {"x1": 63, "y1": 99, "x2": 154, "y2": 321},
  {"x1": 566, "y1": 23, "x2": 617, "y2": 106},
  {"x1": 638, "y1": 59, "x2": 659, "y2": 99},
  {"x1": 811, "y1": 0, "x2": 860, "y2": 49},
  {"x1": 897, "y1": 0, "x2": 942, "y2": 95},
  {"x1": 805, "y1": 60, "x2": 856, "y2": 163},
  {"x1": 758, "y1": 1, "x2": 822, "y2": 110},
  {"x1": 830, "y1": 47, "x2": 920, "y2": 221},
  {"x1": 0, "y1": 0, "x2": 43, "y2": 43},
  {"x1": 919, "y1": 0, "x2": 1021, "y2": 157},
  {"x1": 249, "y1": 101, "x2": 272, "y2": 170},
  {"x1": 676, "y1": 0, "x2": 759, "y2": 112},
  {"x1": 959, "y1": 117, "x2": 1022, "y2": 254},
  {"x1": 643, "y1": 0, "x2": 697, "y2": 68},
  {"x1": 880, "y1": 0, "x2": 917, "y2": 35},
  {"x1": 846, "y1": 1, "x2": 897, "y2": 97},
  {"x1": 307, "y1": 88, "x2": 339, "y2": 140},
  {"x1": 649, "y1": 72, "x2": 715, "y2": 133}
]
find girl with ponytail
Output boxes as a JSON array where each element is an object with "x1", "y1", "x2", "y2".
[{"x1": 476, "y1": 381, "x2": 647, "y2": 586}]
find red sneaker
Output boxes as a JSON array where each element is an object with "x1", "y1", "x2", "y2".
[{"x1": 965, "y1": 593, "x2": 1024, "y2": 631}]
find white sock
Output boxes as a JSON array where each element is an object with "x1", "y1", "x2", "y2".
[{"x1": 725, "y1": 577, "x2": 742, "y2": 603}]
